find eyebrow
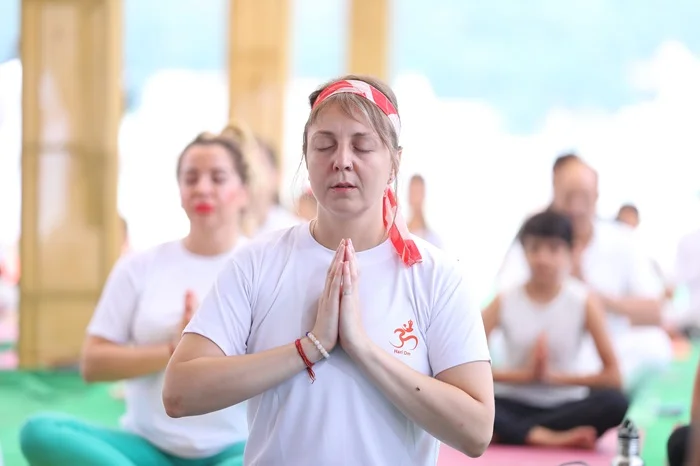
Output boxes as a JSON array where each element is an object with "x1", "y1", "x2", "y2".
[
  {"x1": 184, "y1": 167, "x2": 229, "y2": 175},
  {"x1": 313, "y1": 130, "x2": 372, "y2": 138}
]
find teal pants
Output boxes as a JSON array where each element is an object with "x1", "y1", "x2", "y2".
[{"x1": 20, "y1": 413, "x2": 245, "y2": 466}]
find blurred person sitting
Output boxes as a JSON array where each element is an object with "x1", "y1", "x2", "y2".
[
  {"x1": 666, "y1": 356, "x2": 700, "y2": 466},
  {"x1": 19, "y1": 126, "x2": 251, "y2": 466},
  {"x1": 497, "y1": 156, "x2": 671, "y2": 392},
  {"x1": 250, "y1": 136, "x2": 301, "y2": 235},
  {"x1": 483, "y1": 211, "x2": 627, "y2": 449},
  {"x1": 666, "y1": 228, "x2": 700, "y2": 340},
  {"x1": 407, "y1": 174, "x2": 443, "y2": 248}
]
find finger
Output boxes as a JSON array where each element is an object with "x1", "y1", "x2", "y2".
[
  {"x1": 325, "y1": 240, "x2": 345, "y2": 291},
  {"x1": 185, "y1": 290, "x2": 194, "y2": 312},
  {"x1": 329, "y1": 261, "x2": 343, "y2": 303},
  {"x1": 341, "y1": 261, "x2": 352, "y2": 297},
  {"x1": 348, "y1": 240, "x2": 359, "y2": 283}
]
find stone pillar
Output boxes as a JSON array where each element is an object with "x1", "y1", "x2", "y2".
[
  {"x1": 19, "y1": 0, "x2": 122, "y2": 367},
  {"x1": 347, "y1": 0, "x2": 390, "y2": 81},
  {"x1": 227, "y1": 0, "x2": 290, "y2": 165}
]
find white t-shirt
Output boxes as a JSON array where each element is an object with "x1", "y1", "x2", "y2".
[
  {"x1": 87, "y1": 240, "x2": 249, "y2": 458},
  {"x1": 185, "y1": 223, "x2": 490, "y2": 466},
  {"x1": 674, "y1": 229, "x2": 700, "y2": 326},
  {"x1": 497, "y1": 219, "x2": 663, "y2": 334},
  {"x1": 413, "y1": 227, "x2": 443, "y2": 249},
  {"x1": 494, "y1": 279, "x2": 589, "y2": 407}
]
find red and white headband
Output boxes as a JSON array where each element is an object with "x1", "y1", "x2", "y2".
[{"x1": 312, "y1": 79, "x2": 402, "y2": 139}]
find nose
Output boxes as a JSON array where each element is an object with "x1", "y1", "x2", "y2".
[
  {"x1": 193, "y1": 177, "x2": 214, "y2": 194},
  {"x1": 332, "y1": 144, "x2": 353, "y2": 171}
]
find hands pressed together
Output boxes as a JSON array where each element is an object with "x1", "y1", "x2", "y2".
[
  {"x1": 311, "y1": 238, "x2": 368, "y2": 358},
  {"x1": 527, "y1": 333, "x2": 554, "y2": 384},
  {"x1": 171, "y1": 290, "x2": 197, "y2": 353}
]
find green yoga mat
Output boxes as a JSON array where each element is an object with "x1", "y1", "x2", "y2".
[
  {"x1": 0, "y1": 371, "x2": 125, "y2": 466},
  {"x1": 1, "y1": 350, "x2": 698, "y2": 466}
]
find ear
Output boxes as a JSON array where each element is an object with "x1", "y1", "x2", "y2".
[
  {"x1": 388, "y1": 147, "x2": 403, "y2": 185},
  {"x1": 239, "y1": 185, "x2": 251, "y2": 208}
]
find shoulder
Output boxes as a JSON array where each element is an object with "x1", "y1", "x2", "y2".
[
  {"x1": 562, "y1": 277, "x2": 590, "y2": 303},
  {"x1": 410, "y1": 236, "x2": 468, "y2": 306},
  {"x1": 595, "y1": 219, "x2": 638, "y2": 249},
  {"x1": 678, "y1": 229, "x2": 700, "y2": 251},
  {"x1": 227, "y1": 224, "x2": 308, "y2": 276},
  {"x1": 110, "y1": 241, "x2": 180, "y2": 280}
]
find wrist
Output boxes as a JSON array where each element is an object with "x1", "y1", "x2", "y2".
[
  {"x1": 301, "y1": 337, "x2": 325, "y2": 364},
  {"x1": 343, "y1": 334, "x2": 373, "y2": 361}
]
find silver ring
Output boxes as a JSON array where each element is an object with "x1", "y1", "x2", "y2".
[{"x1": 342, "y1": 290, "x2": 353, "y2": 296}]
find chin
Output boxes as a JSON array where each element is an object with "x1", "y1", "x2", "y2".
[{"x1": 321, "y1": 201, "x2": 369, "y2": 219}]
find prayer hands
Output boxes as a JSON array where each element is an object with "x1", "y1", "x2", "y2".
[
  {"x1": 311, "y1": 238, "x2": 367, "y2": 358},
  {"x1": 310, "y1": 240, "x2": 344, "y2": 353},
  {"x1": 338, "y1": 239, "x2": 366, "y2": 355},
  {"x1": 172, "y1": 290, "x2": 197, "y2": 352},
  {"x1": 530, "y1": 333, "x2": 549, "y2": 383}
]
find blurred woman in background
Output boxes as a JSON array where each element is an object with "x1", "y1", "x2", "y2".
[
  {"x1": 407, "y1": 174, "x2": 443, "y2": 248},
  {"x1": 20, "y1": 126, "x2": 251, "y2": 466}
]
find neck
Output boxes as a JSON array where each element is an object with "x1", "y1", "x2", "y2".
[
  {"x1": 313, "y1": 208, "x2": 386, "y2": 252},
  {"x1": 408, "y1": 210, "x2": 426, "y2": 232},
  {"x1": 183, "y1": 223, "x2": 240, "y2": 256},
  {"x1": 574, "y1": 219, "x2": 594, "y2": 247},
  {"x1": 525, "y1": 280, "x2": 562, "y2": 302}
]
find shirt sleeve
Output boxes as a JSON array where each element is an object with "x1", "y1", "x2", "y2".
[
  {"x1": 675, "y1": 233, "x2": 700, "y2": 286},
  {"x1": 86, "y1": 254, "x2": 142, "y2": 343},
  {"x1": 426, "y1": 264, "x2": 491, "y2": 377},
  {"x1": 626, "y1": 240, "x2": 664, "y2": 298},
  {"x1": 495, "y1": 241, "x2": 529, "y2": 292},
  {"x1": 184, "y1": 259, "x2": 252, "y2": 356}
]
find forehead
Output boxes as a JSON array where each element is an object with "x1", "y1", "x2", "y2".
[
  {"x1": 181, "y1": 143, "x2": 233, "y2": 168},
  {"x1": 309, "y1": 101, "x2": 376, "y2": 136},
  {"x1": 523, "y1": 236, "x2": 569, "y2": 248},
  {"x1": 554, "y1": 163, "x2": 597, "y2": 191}
]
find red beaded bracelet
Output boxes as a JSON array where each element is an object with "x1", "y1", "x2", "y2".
[{"x1": 295, "y1": 338, "x2": 316, "y2": 383}]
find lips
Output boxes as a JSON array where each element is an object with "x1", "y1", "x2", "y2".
[
  {"x1": 194, "y1": 203, "x2": 214, "y2": 214},
  {"x1": 331, "y1": 182, "x2": 356, "y2": 188}
]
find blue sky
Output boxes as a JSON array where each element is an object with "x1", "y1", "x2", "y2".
[{"x1": 3, "y1": 0, "x2": 700, "y2": 132}]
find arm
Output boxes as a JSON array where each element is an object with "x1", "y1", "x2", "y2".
[
  {"x1": 81, "y1": 337, "x2": 172, "y2": 382},
  {"x1": 80, "y1": 254, "x2": 172, "y2": 382},
  {"x1": 162, "y1": 258, "x2": 324, "y2": 417},
  {"x1": 482, "y1": 295, "x2": 534, "y2": 384},
  {"x1": 348, "y1": 269, "x2": 493, "y2": 458},
  {"x1": 549, "y1": 295, "x2": 622, "y2": 389},
  {"x1": 495, "y1": 241, "x2": 530, "y2": 293},
  {"x1": 350, "y1": 347, "x2": 493, "y2": 458},
  {"x1": 163, "y1": 332, "x2": 322, "y2": 418},
  {"x1": 599, "y1": 295, "x2": 662, "y2": 325},
  {"x1": 602, "y1": 238, "x2": 664, "y2": 325}
]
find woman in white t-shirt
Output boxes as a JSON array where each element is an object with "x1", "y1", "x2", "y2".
[
  {"x1": 250, "y1": 136, "x2": 302, "y2": 235},
  {"x1": 162, "y1": 75, "x2": 494, "y2": 465},
  {"x1": 20, "y1": 127, "x2": 251, "y2": 466},
  {"x1": 407, "y1": 174, "x2": 443, "y2": 248}
]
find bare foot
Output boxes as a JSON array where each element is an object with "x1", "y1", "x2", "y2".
[{"x1": 526, "y1": 426, "x2": 597, "y2": 449}]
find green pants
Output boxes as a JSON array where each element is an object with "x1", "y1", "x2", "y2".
[{"x1": 20, "y1": 413, "x2": 245, "y2": 466}]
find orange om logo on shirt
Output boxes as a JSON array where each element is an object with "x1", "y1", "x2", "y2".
[{"x1": 391, "y1": 319, "x2": 419, "y2": 354}]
